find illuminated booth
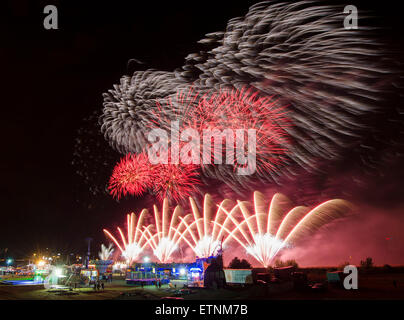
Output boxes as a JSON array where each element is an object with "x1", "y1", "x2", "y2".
[
  {"x1": 125, "y1": 262, "x2": 194, "y2": 285},
  {"x1": 126, "y1": 263, "x2": 171, "y2": 285},
  {"x1": 80, "y1": 269, "x2": 99, "y2": 284},
  {"x1": 187, "y1": 259, "x2": 205, "y2": 286}
]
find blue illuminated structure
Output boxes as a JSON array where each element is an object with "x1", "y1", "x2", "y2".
[
  {"x1": 124, "y1": 254, "x2": 219, "y2": 286},
  {"x1": 125, "y1": 260, "x2": 206, "y2": 285},
  {"x1": 187, "y1": 258, "x2": 205, "y2": 283},
  {"x1": 126, "y1": 262, "x2": 188, "y2": 285}
]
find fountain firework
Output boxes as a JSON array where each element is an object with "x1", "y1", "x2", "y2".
[
  {"x1": 102, "y1": 192, "x2": 352, "y2": 266},
  {"x1": 179, "y1": 194, "x2": 239, "y2": 258},
  {"x1": 142, "y1": 198, "x2": 188, "y2": 263},
  {"x1": 216, "y1": 191, "x2": 352, "y2": 267},
  {"x1": 103, "y1": 210, "x2": 149, "y2": 264},
  {"x1": 98, "y1": 243, "x2": 114, "y2": 260}
]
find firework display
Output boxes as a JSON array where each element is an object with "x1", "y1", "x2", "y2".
[
  {"x1": 72, "y1": 0, "x2": 402, "y2": 296},
  {"x1": 106, "y1": 86, "x2": 290, "y2": 201},
  {"x1": 108, "y1": 153, "x2": 153, "y2": 200},
  {"x1": 142, "y1": 198, "x2": 188, "y2": 263},
  {"x1": 108, "y1": 151, "x2": 201, "y2": 202},
  {"x1": 219, "y1": 191, "x2": 352, "y2": 267},
  {"x1": 101, "y1": 70, "x2": 186, "y2": 154},
  {"x1": 189, "y1": 88, "x2": 290, "y2": 176},
  {"x1": 103, "y1": 210, "x2": 149, "y2": 264},
  {"x1": 178, "y1": 194, "x2": 237, "y2": 258},
  {"x1": 98, "y1": 243, "x2": 114, "y2": 261},
  {"x1": 148, "y1": 87, "x2": 292, "y2": 192},
  {"x1": 99, "y1": 0, "x2": 403, "y2": 199},
  {"x1": 103, "y1": 191, "x2": 352, "y2": 267},
  {"x1": 151, "y1": 162, "x2": 201, "y2": 203},
  {"x1": 5, "y1": 0, "x2": 404, "y2": 304}
]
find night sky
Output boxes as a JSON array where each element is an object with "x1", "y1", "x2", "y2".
[{"x1": 2, "y1": 1, "x2": 404, "y2": 264}]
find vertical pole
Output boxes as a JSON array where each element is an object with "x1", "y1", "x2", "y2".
[{"x1": 85, "y1": 238, "x2": 93, "y2": 269}]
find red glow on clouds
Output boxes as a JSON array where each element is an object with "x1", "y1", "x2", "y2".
[{"x1": 278, "y1": 206, "x2": 404, "y2": 267}]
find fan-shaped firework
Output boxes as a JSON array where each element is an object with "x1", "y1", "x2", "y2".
[
  {"x1": 217, "y1": 191, "x2": 352, "y2": 267},
  {"x1": 142, "y1": 198, "x2": 188, "y2": 263},
  {"x1": 179, "y1": 194, "x2": 238, "y2": 258},
  {"x1": 100, "y1": 1, "x2": 403, "y2": 197},
  {"x1": 98, "y1": 243, "x2": 114, "y2": 260},
  {"x1": 108, "y1": 153, "x2": 153, "y2": 199},
  {"x1": 103, "y1": 210, "x2": 149, "y2": 264}
]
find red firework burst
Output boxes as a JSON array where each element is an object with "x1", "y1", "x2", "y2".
[
  {"x1": 148, "y1": 86, "x2": 291, "y2": 176},
  {"x1": 109, "y1": 87, "x2": 290, "y2": 203},
  {"x1": 151, "y1": 163, "x2": 201, "y2": 203},
  {"x1": 189, "y1": 87, "x2": 291, "y2": 174},
  {"x1": 109, "y1": 151, "x2": 201, "y2": 202},
  {"x1": 108, "y1": 153, "x2": 152, "y2": 200}
]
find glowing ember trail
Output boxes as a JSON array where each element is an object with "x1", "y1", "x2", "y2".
[
  {"x1": 103, "y1": 210, "x2": 149, "y2": 264},
  {"x1": 180, "y1": 194, "x2": 239, "y2": 258},
  {"x1": 142, "y1": 198, "x2": 189, "y2": 263},
  {"x1": 217, "y1": 191, "x2": 352, "y2": 267}
]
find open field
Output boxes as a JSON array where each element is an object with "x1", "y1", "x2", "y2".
[{"x1": 1, "y1": 271, "x2": 404, "y2": 300}]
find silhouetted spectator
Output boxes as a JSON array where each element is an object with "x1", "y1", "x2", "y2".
[{"x1": 101, "y1": 282, "x2": 104, "y2": 290}]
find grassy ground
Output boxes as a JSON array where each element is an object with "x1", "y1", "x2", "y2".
[{"x1": 1, "y1": 272, "x2": 404, "y2": 300}]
